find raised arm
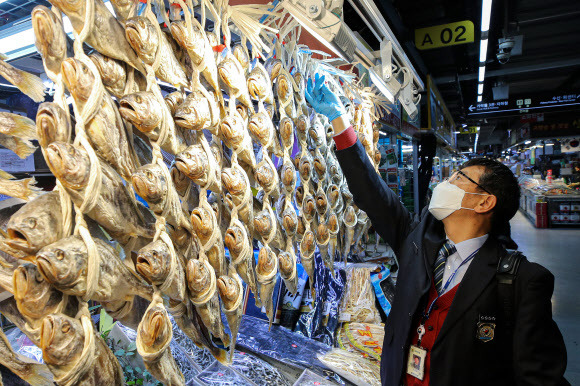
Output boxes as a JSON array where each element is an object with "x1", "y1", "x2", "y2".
[{"x1": 305, "y1": 75, "x2": 416, "y2": 254}]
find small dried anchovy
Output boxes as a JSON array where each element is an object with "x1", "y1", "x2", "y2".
[
  {"x1": 196, "y1": 362, "x2": 250, "y2": 386},
  {"x1": 231, "y1": 351, "x2": 291, "y2": 386},
  {"x1": 170, "y1": 341, "x2": 201, "y2": 380},
  {"x1": 170, "y1": 319, "x2": 215, "y2": 370}
]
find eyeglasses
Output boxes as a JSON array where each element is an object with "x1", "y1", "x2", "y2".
[{"x1": 447, "y1": 170, "x2": 492, "y2": 194}]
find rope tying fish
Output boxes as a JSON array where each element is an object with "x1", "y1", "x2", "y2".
[
  {"x1": 136, "y1": 293, "x2": 172, "y2": 363},
  {"x1": 189, "y1": 258, "x2": 217, "y2": 306}
]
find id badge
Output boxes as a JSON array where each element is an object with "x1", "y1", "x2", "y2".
[{"x1": 406, "y1": 345, "x2": 427, "y2": 380}]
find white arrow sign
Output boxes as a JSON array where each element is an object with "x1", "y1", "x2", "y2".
[{"x1": 468, "y1": 105, "x2": 476, "y2": 112}]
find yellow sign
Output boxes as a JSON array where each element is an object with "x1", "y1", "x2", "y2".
[
  {"x1": 415, "y1": 21, "x2": 474, "y2": 50},
  {"x1": 459, "y1": 126, "x2": 479, "y2": 134}
]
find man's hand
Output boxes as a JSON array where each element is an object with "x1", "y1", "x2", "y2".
[{"x1": 305, "y1": 73, "x2": 347, "y2": 123}]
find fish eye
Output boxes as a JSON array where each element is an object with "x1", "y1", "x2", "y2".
[
  {"x1": 61, "y1": 323, "x2": 70, "y2": 333},
  {"x1": 186, "y1": 153, "x2": 192, "y2": 160},
  {"x1": 27, "y1": 217, "x2": 37, "y2": 229},
  {"x1": 56, "y1": 249, "x2": 65, "y2": 260},
  {"x1": 35, "y1": 271, "x2": 43, "y2": 283},
  {"x1": 135, "y1": 95, "x2": 142, "y2": 103},
  {"x1": 146, "y1": 170, "x2": 153, "y2": 180}
]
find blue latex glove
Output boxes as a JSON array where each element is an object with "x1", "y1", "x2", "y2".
[{"x1": 305, "y1": 73, "x2": 347, "y2": 122}]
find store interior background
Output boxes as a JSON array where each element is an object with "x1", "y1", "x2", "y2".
[{"x1": 1, "y1": 0, "x2": 579, "y2": 383}]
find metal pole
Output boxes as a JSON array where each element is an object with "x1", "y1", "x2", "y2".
[{"x1": 413, "y1": 141, "x2": 420, "y2": 215}]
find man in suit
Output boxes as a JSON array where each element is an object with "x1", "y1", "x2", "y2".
[{"x1": 306, "y1": 74, "x2": 567, "y2": 385}]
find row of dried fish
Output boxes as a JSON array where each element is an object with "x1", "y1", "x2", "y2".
[{"x1": 0, "y1": 0, "x2": 379, "y2": 384}]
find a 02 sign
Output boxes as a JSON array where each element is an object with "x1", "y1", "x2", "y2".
[{"x1": 415, "y1": 21, "x2": 475, "y2": 50}]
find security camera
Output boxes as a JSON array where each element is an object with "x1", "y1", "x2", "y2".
[{"x1": 497, "y1": 37, "x2": 515, "y2": 63}]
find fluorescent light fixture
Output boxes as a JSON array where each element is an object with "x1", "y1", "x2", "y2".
[
  {"x1": 479, "y1": 39, "x2": 488, "y2": 63},
  {"x1": 453, "y1": 131, "x2": 460, "y2": 134},
  {"x1": 0, "y1": 0, "x2": 10, "y2": 4},
  {"x1": 478, "y1": 66, "x2": 486, "y2": 82},
  {"x1": 379, "y1": 130, "x2": 387, "y2": 135},
  {"x1": 477, "y1": 95, "x2": 482, "y2": 102},
  {"x1": 481, "y1": 0, "x2": 493, "y2": 32},
  {"x1": 546, "y1": 143, "x2": 554, "y2": 146},
  {"x1": 462, "y1": 123, "x2": 467, "y2": 127},
  {"x1": 474, "y1": 133, "x2": 479, "y2": 153},
  {"x1": 525, "y1": 140, "x2": 531, "y2": 144},
  {"x1": 369, "y1": 67, "x2": 395, "y2": 103},
  {"x1": 477, "y1": 83, "x2": 484, "y2": 95}
]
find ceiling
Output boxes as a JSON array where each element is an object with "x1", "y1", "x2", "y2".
[
  {"x1": 377, "y1": 0, "x2": 580, "y2": 152},
  {"x1": 0, "y1": 0, "x2": 50, "y2": 27}
]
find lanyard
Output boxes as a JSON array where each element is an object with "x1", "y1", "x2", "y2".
[{"x1": 422, "y1": 247, "x2": 481, "y2": 321}]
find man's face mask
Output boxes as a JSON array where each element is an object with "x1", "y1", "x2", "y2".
[{"x1": 428, "y1": 171, "x2": 491, "y2": 220}]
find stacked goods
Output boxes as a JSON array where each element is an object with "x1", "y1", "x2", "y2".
[{"x1": 0, "y1": 0, "x2": 393, "y2": 384}]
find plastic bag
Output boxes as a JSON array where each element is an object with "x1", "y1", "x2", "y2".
[
  {"x1": 196, "y1": 360, "x2": 255, "y2": 385},
  {"x1": 4, "y1": 327, "x2": 43, "y2": 364},
  {"x1": 293, "y1": 369, "x2": 336, "y2": 386},
  {"x1": 318, "y1": 349, "x2": 381, "y2": 386},
  {"x1": 343, "y1": 323, "x2": 384, "y2": 361},
  {"x1": 278, "y1": 263, "x2": 308, "y2": 330},
  {"x1": 339, "y1": 265, "x2": 381, "y2": 324},
  {"x1": 295, "y1": 250, "x2": 327, "y2": 339},
  {"x1": 230, "y1": 350, "x2": 291, "y2": 385},
  {"x1": 370, "y1": 265, "x2": 395, "y2": 317},
  {"x1": 317, "y1": 267, "x2": 346, "y2": 346}
]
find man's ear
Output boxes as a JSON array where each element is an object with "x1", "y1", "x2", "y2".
[{"x1": 474, "y1": 194, "x2": 497, "y2": 214}]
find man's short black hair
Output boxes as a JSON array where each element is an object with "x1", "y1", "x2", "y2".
[{"x1": 460, "y1": 158, "x2": 520, "y2": 232}]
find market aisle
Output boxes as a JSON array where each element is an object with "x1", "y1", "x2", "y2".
[{"x1": 510, "y1": 211, "x2": 580, "y2": 384}]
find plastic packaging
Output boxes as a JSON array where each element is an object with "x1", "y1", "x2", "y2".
[
  {"x1": 231, "y1": 350, "x2": 291, "y2": 385},
  {"x1": 278, "y1": 263, "x2": 308, "y2": 330},
  {"x1": 293, "y1": 369, "x2": 336, "y2": 386},
  {"x1": 318, "y1": 349, "x2": 381, "y2": 386},
  {"x1": 318, "y1": 267, "x2": 346, "y2": 346},
  {"x1": 370, "y1": 265, "x2": 395, "y2": 317},
  {"x1": 343, "y1": 323, "x2": 384, "y2": 361},
  {"x1": 295, "y1": 251, "x2": 327, "y2": 339},
  {"x1": 196, "y1": 360, "x2": 256, "y2": 386},
  {"x1": 4, "y1": 327, "x2": 43, "y2": 363},
  {"x1": 339, "y1": 265, "x2": 381, "y2": 324}
]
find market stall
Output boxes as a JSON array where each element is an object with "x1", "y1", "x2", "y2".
[{"x1": 0, "y1": 0, "x2": 423, "y2": 384}]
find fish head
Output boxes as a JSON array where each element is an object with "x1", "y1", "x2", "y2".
[
  {"x1": 313, "y1": 151, "x2": 327, "y2": 177},
  {"x1": 301, "y1": 230, "x2": 316, "y2": 255},
  {"x1": 224, "y1": 224, "x2": 246, "y2": 255},
  {"x1": 265, "y1": 58, "x2": 281, "y2": 80},
  {"x1": 247, "y1": 68, "x2": 268, "y2": 100},
  {"x1": 236, "y1": 103, "x2": 249, "y2": 121},
  {"x1": 190, "y1": 206, "x2": 213, "y2": 237},
  {"x1": 282, "y1": 206, "x2": 298, "y2": 234},
  {"x1": 341, "y1": 185, "x2": 353, "y2": 203},
  {"x1": 327, "y1": 184, "x2": 340, "y2": 208},
  {"x1": 89, "y1": 52, "x2": 126, "y2": 89},
  {"x1": 253, "y1": 210, "x2": 273, "y2": 238},
  {"x1": 169, "y1": 20, "x2": 193, "y2": 50},
  {"x1": 174, "y1": 95, "x2": 201, "y2": 130},
  {"x1": 61, "y1": 58, "x2": 95, "y2": 105},
  {"x1": 32, "y1": 5, "x2": 67, "y2": 64},
  {"x1": 344, "y1": 205, "x2": 357, "y2": 226},
  {"x1": 46, "y1": 142, "x2": 90, "y2": 190},
  {"x1": 47, "y1": 0, "x2": 84, "y2": 16},
  {"x1": 248, "y1": 112, "x2": 270, "y2": 143},
  {"x1": 280, "y1": 117, "x2": 294, "y2": 143},
  {"x1": 294, "y1": 72, "x2": 305, "y2": 92},
  {"x1": 224, "y1": 193, "x2": 234, "y2": 212},
  {"x1": 131, "y1": 163, "x2": 167, "y2": 206},
  {"x1": 36, "y1": 236, "x2": 86, "y2": 289},
  {"x1": 278, "y1": 252, "x2": 294, "y2": 276},
  {"x1": 257, "y1": 246, "x2": 276, "y2": 276},
  {"x1": 125, "y1": 17, "x2": 158, "y2": 64},
  {"x1": 316, "y1": 222, "x2": 330, "y2": 243},
  {"x1": 36, "y1": 102, "x2": 71, "y2": 148},
  {"x1": 170, "y1": 165, "x2": 190, "y2": 194},
  {"x1": 6, "y1": 192, "x2": 62, "y2": 254},
  {"x1": 13, "y1": 263, "x2": 64, "y2": 319},
  {"x1": 295, "y1": 186, "x2": 304, "y2": 207},
  {"x1": 233, "y1": 45, "x2": 249, "y2": 72},
  {"x1": 296, "y1": 114, "x2": 309, "y2": 142},
  {"x1": 119, "y1": 91, "x2": 163, "y2": 132},
  {"x1": 255, "y1": 160, "x2": 275, "y2": 189},
  {"x1": 221, "y1": 167, "x2": 245, "y2": 196},
  {"x1": 186, "y1": 258, "x2": 211, "y2": 297},
  {"x1": 41, "y1": 313, "x2": 85, "y2": 366},
  {"x1": 281, "y1": 160, "x2": 296, "y2": 188},
  {"x1": 276, "y1": 73, "x2": 293, "y2": 101},
  {"x1": 303, "y1": 194, "x2": 316, "y2": 219},
  {"x1": 217, "y1": 57, "x2": 242, "y2": 89},
  {"x1": 265, "y1": 103, "x2": 275, "y2": 119},
  {"x1": 175, "y1": 145, "x2": 207, "y2": 181},
  {"x1": 298, "y1": 154, "x2": 312, "y2": 181},
  {"x1": 219, "y1": 113, "x2": 244, "y2": 145},
  {"x1": 217, "y1": 275, "x2": 241, "y2": 309},
  {"x1": 139, "y1": 303, "x2": 171, "y2": 349},
  {"x1": 296, "y1": 215, "x2": 306, "y2": 237},
  {"x1": 164, "y1": 91, "x2": 185, "y2": 117},
  {"x1": 315, "y1": 187, "x2": 328, "y2": 214},
  {"x1": 328, "y1": 212, "x2": 339, "y2": 233},
  {"x1": 374, "y1": 147, "x2": 381, "y2": 164},
  {"x1": 136, "y1": 239, "x2": 171, "y2": 284}
]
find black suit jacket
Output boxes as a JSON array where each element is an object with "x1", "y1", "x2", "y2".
[{"x1": 336, "y1": 140, "x2": 567, "y2": 386}]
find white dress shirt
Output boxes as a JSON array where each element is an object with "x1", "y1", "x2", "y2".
[{"x1": 440, "y1": 234, "x2": 489, "y2": 294}]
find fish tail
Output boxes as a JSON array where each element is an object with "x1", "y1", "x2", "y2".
[
  {"x1": 8, "y1": 114, "x2": 37, "y2": 140},
  {"x1": 0, "y1": 169, "x2": 14, "y2": 180},
  {"x1": 212, "y1": 346, "x2": 229, "y2": 365},
  {"x1": 18, "y1": 363, "x2": 53, "y2": 386},
  {"x1": 14, "y1": 70, "x2": 46, "y2": 103},
  {"x1": 0, "y1": 53, "x2": 7, "y2": 60},
  {"x1": 13, "y1": 138, "x2": 37, "y2": 159}
]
